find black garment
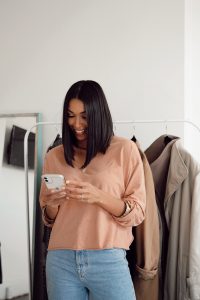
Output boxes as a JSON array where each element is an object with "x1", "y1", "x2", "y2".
[
  {"x1": 46, "y1": 134, "x2": 62, "y2": 152},
  {"x1": 33, "y1": 134, "x2": 62, "y2": 300},
  {"x1": 0, "y1": 242, "x2": 2, "y2": 284}
]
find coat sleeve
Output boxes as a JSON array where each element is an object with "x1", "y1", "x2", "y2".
[
  {"x1": 125, "y1": 150, "x2": 160, "y2": 300},
  {"x1": 133, "y1": 152, "x2": 160, "y2": 278},
  {"x1": 187, "y1": 171, "x2": 200, "y2": 299},
  {"x1": 112, "y1": 142, "x2": 146, "y2": 227}
]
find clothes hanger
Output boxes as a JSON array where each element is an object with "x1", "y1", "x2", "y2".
[
  {"x1": 131, "y1": 135, "x2": 137, "y2": 142},
  {"x1": 131, "y1": 125, "x2": 137, "y2": 142}
]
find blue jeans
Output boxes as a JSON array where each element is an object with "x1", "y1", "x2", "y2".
[{"x1": 46, "y1": 248, "x2": 136, "y2": 300}]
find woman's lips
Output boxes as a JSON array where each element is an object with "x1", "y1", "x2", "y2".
[{"x1": 74, "y1": 129, "x2": 87, "y2": 136}]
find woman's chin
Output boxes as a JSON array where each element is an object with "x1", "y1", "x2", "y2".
[{"x1": 76, "y1": 137, "x2": 87, "y2": 148}]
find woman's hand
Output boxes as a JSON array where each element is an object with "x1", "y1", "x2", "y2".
[
  {"x1": 42, "y1": 186, "x2": 68, "y2": 208},
  {"x1": 65, "y1": 180, "x2": 103, "y2": 204},
  {"x1": 65, "y1": 180, "x2": 126, "y2": 217},
  {"x1": 41, "y1": 185, "x2": 68, "y2": 221}
]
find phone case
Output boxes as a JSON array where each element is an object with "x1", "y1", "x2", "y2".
[{"x1": 42, "y1": 174, "x2": 65, "y2": 190}]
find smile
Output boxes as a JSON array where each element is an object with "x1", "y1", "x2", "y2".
[{"x1": 74, "y1": 129, "x2": 87, "y2": 134}]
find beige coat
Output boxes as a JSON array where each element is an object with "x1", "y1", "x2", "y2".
[
  {"x1": 145, "y1": 135, "x2": 179, "y2": 300},
  {"x1": 127, "y1": 144, "x2": 160, "y2": 300},
  {"x1": 164, "y1": 140, "x2": 200, "y2": 300}
]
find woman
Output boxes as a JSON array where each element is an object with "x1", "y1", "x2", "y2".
[{"x1": 40, "y1": 80, "x2": 146, "y2": 300}]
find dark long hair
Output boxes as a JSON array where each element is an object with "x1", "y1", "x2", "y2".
[{"x1": 62, "y1": 80, "x2": 113, "y2": 168}]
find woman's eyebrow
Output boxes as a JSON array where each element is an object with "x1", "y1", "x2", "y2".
[{"x1": 67, "y1": 109, "x2": 86, "y2": 114}]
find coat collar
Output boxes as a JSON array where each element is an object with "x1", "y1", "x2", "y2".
[
  {"x1": 164, "y1": 139, "x2": 188, "y2": 202},
  {"x1": 145, "y1": 134, "x2": 179, "y2": 164},
  {"x1": 145, "y1": 135, "x2": 179, "y2": 202}
]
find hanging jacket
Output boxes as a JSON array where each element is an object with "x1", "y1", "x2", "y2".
[
  {"x1": 0, "y1": 242, "x2": 2, "y2": 284},
  {"x1": 163, "y1": 139, "x2": 200, "y2": 300},
  {"x1": 33, "y1": 134, "x2": 62, "y2": 300},
  {"x1": 127, "y1": 139, "x2": 160, "y2": 300},
  {"x1": 145, "y1": 134, "x2": 179, "y2": 300}
]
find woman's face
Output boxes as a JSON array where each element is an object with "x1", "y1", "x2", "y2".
[{"x1": 67, "y1": 98, "x2": 88, "y2": 148}]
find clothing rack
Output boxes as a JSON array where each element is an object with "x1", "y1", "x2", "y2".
[{"x1": 24, "y1": 118, "x2": 200, "y2": 300}]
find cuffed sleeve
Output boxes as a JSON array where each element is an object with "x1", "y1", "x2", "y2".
[
  {"x1": 135, "y1": 265, "x2": 158, "y2": 280},
  {"x1": 41, "y1": 206, "x2": 55, "y2": 227}
]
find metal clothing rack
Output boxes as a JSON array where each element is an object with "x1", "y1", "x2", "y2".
[{"x1": 24, "y1": 118, "x2": 200, "y2": 300}]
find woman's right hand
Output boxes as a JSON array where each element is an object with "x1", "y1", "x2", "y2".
[{"x1": 42, "y1": 187, "x2": 67, "y2": 208}]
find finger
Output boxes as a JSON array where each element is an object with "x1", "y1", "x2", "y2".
[
  {"x1": 66, "y1": 180, "x2": 88, "y2": 189},
  {"x1": 51, "y1": 186, "x2": 66, "y2": 193},
  {"x1": 68, "y1": 193, "x2": 83, "y2": 200},
  {"x1": 68, "y1": 193, "x2": 86, "y2": 201},
  {"x1": 44, "y1": 187, "x2": 66, "y2": 196},
  {"x1": 66, "y1": 180, "x2": 80, "y2": 186},
  {"x1": 66, "y1": 187, "x2": 86, "y2": 195},
  {"x1": 47, "y1": 191, "x2": 67, "y2": 202},
  {"x1": 45, "y1": 195, "x2": 67, "y2": 206}
]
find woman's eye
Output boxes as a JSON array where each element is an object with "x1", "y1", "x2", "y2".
[{"x1": 67, "y1": 114, "x2": 87, "y2": 120}]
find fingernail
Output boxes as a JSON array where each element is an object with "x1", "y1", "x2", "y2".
[{"x1": 66, "y1": 180, "x2": 70, "y2": 184}]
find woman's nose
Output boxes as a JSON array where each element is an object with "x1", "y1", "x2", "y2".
[{"x1": 74, "y1": 116, "x2": 82, "y2": 128}]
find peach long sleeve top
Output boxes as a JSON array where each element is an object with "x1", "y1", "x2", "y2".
[{"x1": 39, "y1": 135, "x2": 146, "y2": 250}]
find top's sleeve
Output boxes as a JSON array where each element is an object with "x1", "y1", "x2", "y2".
[{"x1": 112, "y1": 142, "x2": 146, "y2": 227}]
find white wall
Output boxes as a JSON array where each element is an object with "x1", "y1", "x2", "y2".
[
  {"x1": 184, "y1": 0, "x2": 200, "y2": 162},
  {"x1": 0, "y1": 167, "x2": 30, "y2": 299},
  {"x1": 0, "y1": 0, "x2": 185, "y2": 150},
  {"x1": 0, "y1": 0, "x2": 186, "y2": 298},
  {"x1": 0, "y1": 116, "x2": 35, "y2": 299},
  {"x1": 0, "y1": 120, "x2": 6, "y2": 165}
]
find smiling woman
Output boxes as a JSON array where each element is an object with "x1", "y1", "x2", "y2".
[
  {"x1": 62, "y1": 80, "x2": 114, "y2": 169},
  {"x1": 39, "y1": 80, "x2": 146, "y2": 300}
]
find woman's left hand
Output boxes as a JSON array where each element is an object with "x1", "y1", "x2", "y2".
[
  {"x1": 66, "y1": 180, "x2": 126, "y2": 217},
  {"x1": 65, "y1": 180, "x2": 103, "y2": 204}
]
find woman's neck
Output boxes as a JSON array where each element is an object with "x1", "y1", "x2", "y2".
[
  {"x1": 76, "y1": 145, "x2": 86, "y2": 150},
  {"x1": 75, "y1": 141, "x2": 87, "y2": 150}
]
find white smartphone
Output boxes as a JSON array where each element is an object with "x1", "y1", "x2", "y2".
[{"x1": 41, "y1": 174, "x2": 65, "y2": 190}]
